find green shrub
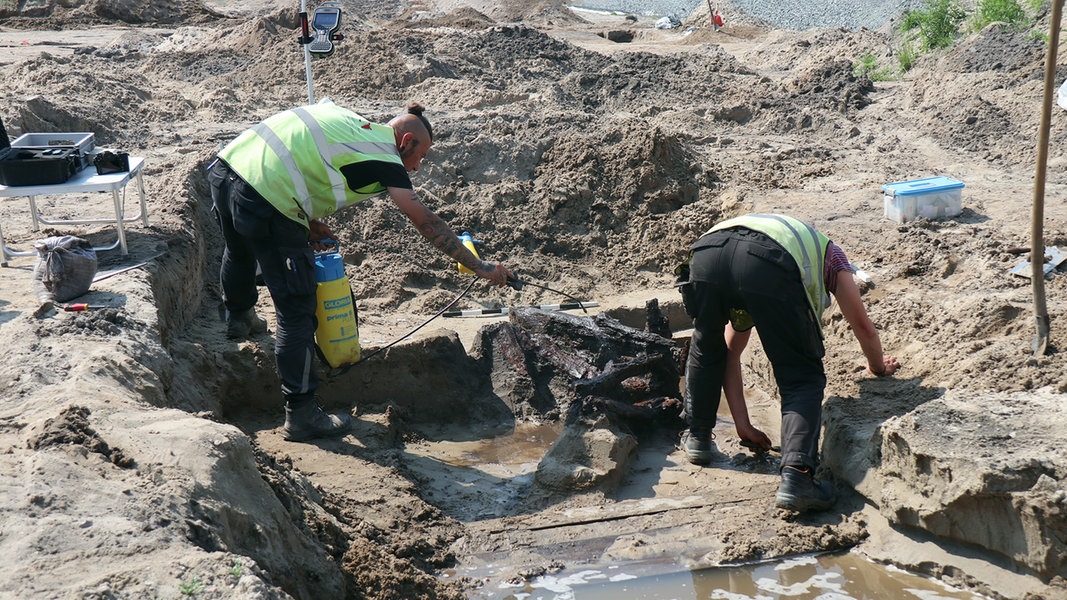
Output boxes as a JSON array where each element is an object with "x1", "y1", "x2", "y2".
[
  {"x1": 897, "y1": 42, "x2": 917, "y2": 72},
  {"x1": 971, "y1": 0, "x2": 1027, "y2": 30},
  {"x1": 899, "y1": 0, "x2": 966, "y2": 50},
  {"x1": 899, "y1": 9, "x2": 923, "y2": 31}
]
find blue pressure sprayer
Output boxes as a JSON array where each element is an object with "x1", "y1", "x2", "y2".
[{"x1": 313, "y1": 239, "x2": 360, "y2": 368}]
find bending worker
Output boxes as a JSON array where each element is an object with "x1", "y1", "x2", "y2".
[
  {"x1": 675, "y1": 213, "x2": 900, "y2": 512},
  {"x1": 208, "y1": 101, "x2": 513, "y2": 443}
]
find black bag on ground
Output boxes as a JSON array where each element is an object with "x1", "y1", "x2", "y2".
[{"x1": 32, "y1": 236, "x2": 98, "y2": 303}]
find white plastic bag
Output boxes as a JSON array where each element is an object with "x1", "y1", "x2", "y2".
[{"x1": 655, "y1": 16, "x2": 680, "y2": 29}]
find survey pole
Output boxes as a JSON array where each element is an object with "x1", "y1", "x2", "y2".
[{"x1": 301, "y1": 0, "x2": 313, "y2": 104}]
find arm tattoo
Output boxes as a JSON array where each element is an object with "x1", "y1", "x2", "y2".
[{"x1": 416, "y1": 207, "x2": 481, "y2": 272}]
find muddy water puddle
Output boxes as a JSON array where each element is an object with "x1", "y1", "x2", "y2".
[
  {"x1": 401, "y1": 421, "x2": 564, "y2": 520},
  {"x1": 430, "y1": 422, "x2": 563, "y2": 469},
  {"x1": 408, "y1": 411, "x2": 986, "y2": 599},
  {"x1": 476, "y1": 552, "x2": 988, "y2": 599}
]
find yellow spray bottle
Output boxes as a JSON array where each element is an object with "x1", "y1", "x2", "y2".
[
  {"x1": 457, "y1": 232, "x2": 480, "y2": 275},
  {"x1": 313, "y1": 241, "x2": 360, "y2": 368}
]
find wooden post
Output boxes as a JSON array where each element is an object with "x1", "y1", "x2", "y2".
[{"x1": 1031, "y1": 0, "x2": 1064, "y2": 354}]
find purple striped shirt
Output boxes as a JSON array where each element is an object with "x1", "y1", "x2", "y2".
[{"x1": 824, "y1": 242, "x2": 851, "y2": 295}]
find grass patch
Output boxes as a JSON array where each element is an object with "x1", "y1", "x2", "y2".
[
  {"x1": 852, "y1": 53, "x2": 897, "y2": 81},
  {"x1": 179, "y1": 575, "x2": 205, "y2": 597}
]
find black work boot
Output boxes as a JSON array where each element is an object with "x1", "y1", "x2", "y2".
[
  {"x1": 681, "y1": 427, "x2": 714, "y2": 465},
  {"x1": 225, "y1": 308, "x2": 268, "y2": 339},
  {"x1": 283, "y1": 395, "x2": 352, "y2": 442},
  {"x1": 775, "y1": 465, "x2": 836, "y2": 512}
]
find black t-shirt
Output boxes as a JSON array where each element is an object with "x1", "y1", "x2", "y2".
[{"x1": 340, "y1": 159, "x2": 412, "y2": 195}]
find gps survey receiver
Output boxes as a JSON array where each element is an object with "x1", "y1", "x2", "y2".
[{"x1": 302, "y1": 2, "x2": 343, "y2": 56}]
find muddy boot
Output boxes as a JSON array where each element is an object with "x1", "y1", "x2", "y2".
[
  {"x1": 681, "y1": 427, "x2": 714, "y2": 465},
  {"x1": 283, "y1": 394, "x2": 352, "y2": 442},
  {"x1": 775, "y1": 465, "x2": 836, "y2": 512},
  {"x1": 225, "y1": 308, "x2": 268, "y2": 340}
]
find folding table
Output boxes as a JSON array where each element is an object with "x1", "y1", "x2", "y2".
[{"x1": 0, "y1": 156, "x2": 147, "y2": 266}]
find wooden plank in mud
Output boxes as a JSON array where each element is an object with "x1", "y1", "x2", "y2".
[{"x1": 493, "y1": 488, "x2": 770, "y2": 533}]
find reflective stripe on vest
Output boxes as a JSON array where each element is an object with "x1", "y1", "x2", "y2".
[
  {"x1": 218, "y1": 103, "x2": 403, "y2": 228},
  {"x1": 706, "y1": 214, "x2": 831, "y2": 325}
]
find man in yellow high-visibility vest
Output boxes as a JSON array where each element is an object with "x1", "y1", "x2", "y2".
[
  {"x1": 208, "y1": 101, "x2": 513, "y2": 442},
  {"x1": 676, "y1": 214, "x2": 900, "y2": 512}
]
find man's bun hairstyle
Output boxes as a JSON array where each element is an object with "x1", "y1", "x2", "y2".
[{"x1": 407, "y1": 102, "x2": 433, "y2": 141}]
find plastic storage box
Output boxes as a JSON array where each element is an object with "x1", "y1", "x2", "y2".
[
  {"x1": 0, "y1": 147, "x2": 81, "y2": 186},
  {"x1": 11, "y1": 132, "x2": 95, "y2": 155},
  {"x1": 882, "y1": 176, "x2": 964, "y2": 223},
  {"x1": 12, "y1": 132, "x2": 95, "y2": 171},
  {"x1": 0, "y1": 131, "x2": 96, "y2": 185}
]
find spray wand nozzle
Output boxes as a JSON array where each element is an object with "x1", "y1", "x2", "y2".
[{"x1": 506, "y1": 274, "x2": 587, "y2": 314}]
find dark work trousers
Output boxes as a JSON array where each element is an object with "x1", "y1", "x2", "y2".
[
  {"x1": 208, "y1": 160, "x2": 319, "y2": 401},
  {"x1": 681, "y1": 227, "x2": 827, "y2": 471}
]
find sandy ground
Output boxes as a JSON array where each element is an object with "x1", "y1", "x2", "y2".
[{"x1": 3, "y1": 0, "x2": 1067, "y2": 599}]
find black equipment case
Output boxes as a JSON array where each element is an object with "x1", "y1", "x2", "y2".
[{"x1": 0, "y1": 119, "x2": 93, "y2": 187}]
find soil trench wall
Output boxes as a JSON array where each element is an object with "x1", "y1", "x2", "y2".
[{"x1": 824, "y1": 387, "x2": 1067, "y2": 582}]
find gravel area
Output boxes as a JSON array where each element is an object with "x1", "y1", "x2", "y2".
[
  {"x1": 729, "y1": 0, "x2": 923, "y2": 30},
  {"x1": 570, "y1": 0, "x2": 702, "y2": 19},
  {"x1": 571, "y1": 0, "x2": 925, "y2": 30}
]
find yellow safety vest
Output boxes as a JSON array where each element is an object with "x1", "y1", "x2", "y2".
[
  {"x1": 218, "y1": 102, "x2": 403, "y2": 229},
  {"x1": 707, "y1": 214, "x2": 831, "y2": 326}
]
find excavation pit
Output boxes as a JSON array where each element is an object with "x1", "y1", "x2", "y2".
[{"x1": 3, "y1": 3, "x2": 1067, "y2": 597}]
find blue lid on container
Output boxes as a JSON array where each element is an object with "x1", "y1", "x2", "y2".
[
  {"x1": 314, "y1": 252, "x2": 345, "y2": 282},
  {"x1": 883, "y1": 176, "x2": 965, "y2": 196}
]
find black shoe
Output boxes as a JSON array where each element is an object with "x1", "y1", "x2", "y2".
[
  {"x1": 283, "y1": 395, "x2": 352, "y2": 442},
  {"x1": 681, "y1": 427, "x2": 714, "y2": 465},
  {"x1": 775, "y1": 466, "x2": 836, "y2": 512},
  {"x1": 225, "y1": 308, "x2": 268, "y2": 339},
  {"x1": 283, "y1": 408, "x2": 351, "y2": 442},
  {"x1": 281, "y1": 395, "x2": 352, "y2": 441}
]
